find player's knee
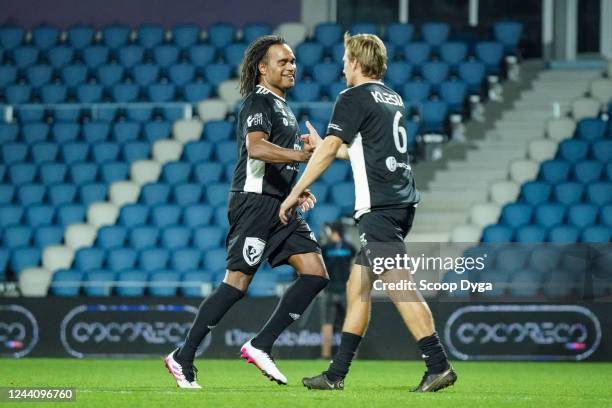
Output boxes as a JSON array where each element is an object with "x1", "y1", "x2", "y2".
[{"x1": 223, "y1": 270, "x2": 253, "y2": 292}]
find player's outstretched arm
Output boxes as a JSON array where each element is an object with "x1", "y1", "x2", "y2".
[
  {"x1": 279, "y1": 136, "x2": 343, "y2": 224},
  {"x1": 303, "y1": 121, "x2": 349, "y2": 160},
  {"x1": 247, "y1": 131, "x2": 311, "y2": 163}
]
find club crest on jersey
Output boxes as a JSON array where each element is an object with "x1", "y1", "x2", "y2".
[
  {"x1": 247, "y1": 113, "x2": 263, "y2": 127},
  {"x1": 243, "y1": 237, "x2": 266, "y2": 266}
]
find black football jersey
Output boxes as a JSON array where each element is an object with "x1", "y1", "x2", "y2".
[
  {"x1": 231, "y1": 85, "x2": 302, "y2": 199},
  {"x1": 326, "y1": 81, "x2": 420, "y2": 218}
]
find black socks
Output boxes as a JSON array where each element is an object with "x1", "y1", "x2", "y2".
[
  {"x1": 326, "y1": 332, "x2": 363, "y2": 381},
  {"x1": 176, "y1": 282, "x2": 245, "y2": 362},
  {"x1": 417, "y1": 331, "x2": 450, "y2": 374},
  {"x1": 251, "y1": 275, "x2": 328, "y2": 354}
]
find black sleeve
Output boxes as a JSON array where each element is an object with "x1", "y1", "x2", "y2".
[
  {"x1": 326, "y1": 90, "x2": 365, "y2": 145},
  {"x1": 243, "y1": 95, "x2": 273, "y2": 135}
]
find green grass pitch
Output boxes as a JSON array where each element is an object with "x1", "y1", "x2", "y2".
[{"x1": 1, "y1": 359, "x2": 610, "y2": 407}]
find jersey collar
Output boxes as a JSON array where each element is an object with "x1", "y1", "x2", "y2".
[{"x1": 256, "y1": 84, "x2": 286, "y2": 102}]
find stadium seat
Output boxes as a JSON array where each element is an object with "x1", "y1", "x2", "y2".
[
  {"x1": 458, "y1": 61, "x2": 486, "y2": 93},
  {"x1": 153, "y1": 45, "x2": 180, "y2": 68},
  {"x1": 439, "y1": 42, "x2": 467, "y2": 69},
  {"x1": 23, "y1": 122, "x2": 50, "y2": 144},
  {"x1": 203, "y1": 63, "x2": 232, "y2": 84},
  {"x1": 276, "y1": 22, "x2": 307, "y2": 48},
  {"x1": 149, "y1": 270, "x2": 180, "y2": 297},
  {"x1": 0, "y1": 66, "x2": 18, "y2": 88},
  {"x1": 168, "y1": 63, "x2": 195, "y2": 86},
  {"x1": 202, "y1": 120, "x2": 233, "y2": 143},
  {"x1": 160, "y1": 225, "x2": 191, "y2": 249},
  {"x1": 17, "y1": 184, "x2": 46, "y2": 206},
  {"x1": 183, "y1": 205, "x2": 213, "y2": 228},
  {"x1": 117, "y1": 204, "x2": 149, "y2": 227},
  {"x1": 140, "y1": 183, "x2": 171, "y2": 205},
  {"x1": 576, "y1": 118, "x2": 606, "y2": 141},
  {"x1": 39, "y1": 163, "x2": 67, "y2": 185},
  {"x1": 26, "y1": 65, "x2": 53, "y2": 87},
  {"x1": 557, "y1": 139, "x2": 589, "y2": 163},
  {"x1": 47, "y1": 46, "x2": 74, "y2": 69},
  {"x1": 0, "y1": 185, "x2": 16, "y2": 205},
  {"x1": 25, "y1": 204, "x2": 54, "y2": 227},
  {"x1": 138, "y1": 247, "x2": 170, "y2": 272},
  {"x1": 82, "y1": 45, "x2": 110, "y2": 68},
  {"x1": 404, "y1": 42, "x2": 430, "y2": 67},
  {"x1": 92, "y1": 142, "x2": 120, "y2": 163},
  {"x1": 592, "y1": 140, "x2": 612, "y2": 162},
  {"x1": 386, "y1": 23, "x2": 414, "y2": 46},
  {"x1": 78, "y1": 182, "x2": 107, "y2": 206},
  {"x1": 539, "y1": 160, "x2": 571, "y2": 184},
  {"x1": 350, "y1": 22, "x2": 378, "y2": 35},
  {"x1": 573, "y1": 160, "x2": 603, "y2": 184},
  {"x1": 421, "y1": 22, "x2": 450, "y2": 48},
  {"x1": 115, "y1": 270, "x2": 148, "y2": 297},
  {"x1": 223, "y1": 43, "x2": 247, "y2": 67},
  {"x1": 548, "y1": 225, "x2": 579, "y2": 243},
  {"x1": 402, "y1": 81, "x2": 431, "y2": 109},
  {"x1": 515, "y1": 225, "x2": 547, "y2": 243},
  {"x1": 494, "y1": 21, "x2": 523, "y2": 54},
  {"x1": 386, "y1": 62, "x2": 413, "y2": 88},
  {"x1": 74, "y1": 247, "x2": 106, "y2": 271},
  {"x1": 13, "y1": 46, "x2": 39, "y2": 69},
  {"x1": 148, "y1": 83, "x2": 176, "y2": 102},
  {"x1": 534, "y1": 203, "x2": 566, "y2": 228},
  {"x1": 5, "y1": 84, "x2": 32, "y2": 104},
  {"x1": 173, "y1": 23, "x2": 200, "y2": 47},
  {"x1": 171, "y1": 248, "x2": 202, "y2": 272},
  {"x1": 137, "y1": 24, "x2": 164, "y2": 48},
  {"x1": 587, "y1": 182, "x2": 612, "y2": 205},
  {"x1": 48, "y1": 184, "x2": 78, "y2": 206},
  {"x1": 554, "y1": 182, "x2": 584, "y2": 205},
  {"x1": 174, "y1": 183, "x2": 203, "y2": 205},
  {"x1": 183, "y1": 82, "x2": 213, "y2": 103},
  {"x1": 132, "y1": 64, "x2": 160, "y2": 86},
  {"x1": 481, "y1": 224, "x2": 513, "y2": 242},
  {"x1": 83, "y1": 270, "x2": 115, "y2": 296},
  {"x1": 208, "y1": 23, "x2": 235, "y2": 49},
  {"x1": 50, "y1": 269, "x2": 82, "y2": 297},
  {"x1": 188, "y1": 44, "x2": 215, "y2": 66},
  {"x1": 40, "y1": 84, "x2": 67, "y2": 104},
  {"x1": 180, "y1": 271, "x2": 213, "y2": 297},
  {"x1": 567, "y1": 204, "x2": 598, "y2": 229},
  {"x1": 150, "y1": 204, "x2": 182, "y2": 228},
  {"x1": 581, "y1": 226, "x2": 611, "y2": 242},
  {"x1": 312, "y1": 62, "x2": 340, "y2": 86},
  {"x1": 296, "y1": 42, "x2": 324, "y2": 67},
  {"x1": 68, "y1": 162, "x2": 97, "y2": 185},
  {"x1": 420, "y1": 100, "x2": 448, "y2": 133},
  {"x1": 314, "y1": 23, "x2": 342, "y2": 47},
  {"x1": 0, "y1": 26, "x2": 25, "y2": 49},
  {"x1": 96, "y1": 64, "x2": 124, "y2": 87},
  {"x1": 4, "y1": 225, "x2": 32, "y2": 248},
  {"x1": 8, "y1": 163, "x2": 37, "y2": 185},
  {"x1": 0, "y1": 123, "x2": 18, "y2": 144},
  {"x1": 292, "y1": 82, "x2": 321, "y2": 102},
  {"x1": 243, "y1": 23, "x2": 272, "y2": 43},
  {"x1": 2, "y1": 143, "x2": 28, "y2": 165},
  {"x1": 215, "y1": 141, "x2": 237, "y2": 164},
  {"x1": 499, "y1": 203, "x2": 532, "y2": 228},
  {"x1": 118, "y1": 45, "x2": 145, "y2": 68},
  {"x1": 102, "y1": 24, "x2": 130, "y2": 48},
  {"x1": 475, "y1": 41, "x2": 504, "y2": 74},
  {"x1": 56, "y1": 203, "x2": 86, "y2": 226},
  {"x1": 520, "y1": 181, "x2": 552, "y2": 206},
  {"x1": 112, "y1": 83, "x2": 140, "y2": 103},
  {"x1": 439, "y1": 80, "x2": 467, "y2": 113},
  {"x1": 206, "y1": 183, "x2": 230, "y2": 207},
  {"x1": 107, "y1": 248, "x2": 138, "y2": 272},
  {"x1": 67, "y1": 25, "x2": 94, "y2": 49}
]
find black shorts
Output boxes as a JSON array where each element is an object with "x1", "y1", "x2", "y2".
[
  {"x1": 355, "y1": 205, "x2": 416, "y2": 267},
  {"x1": 225, "y1": 192, "x2": 321, "y2": 274}
]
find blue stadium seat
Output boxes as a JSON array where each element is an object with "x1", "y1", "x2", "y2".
[
  {"x1": 312, "y1": 62, "x2": 340, "y2": 86},
  {"x1": 78, "y1": 182, "x2": 107, "y2": 205},
  {"x1": 248, "y1": 274, "x2": 278, "y2": 297},
  {"x1": 168, "y1": 63, "x2": 195, "y2": 86},
  {"x1": 160, "y1": 105, "x2": 185, "y2": 121},
  {"x1": 314, "y1": 23, "x2": 342, "y2": 47},
  {"x1": 153, "y1": 45, "x2": 180, "y2": 68},
  {"x1": 96, "y1": 64, "x2": 124, "y2": 87},
  {"x1": 25, "y1": 204, "x2": 54, "y2": 227},
  {"x1": 534, "y1": 203, "x2": 566, "y2": 228},
  {"x1": 92, "y1": 142, "x2": 120, "y2": 163},
  {"x1": 420, "y1": 100, "x2": 448, "y2": 133},
  {"x1": 100, "y1": 161, "x2": 129, "y2": 183},
  {"x1": 439, "y1": 80, "x2": 467, "y2": 113},
  {"x1": 54, "y1": 105, "x2": 82, "y2": 122},
  {"x1": 0, "y1": 185, "x2": 16, "y2": 205},
  {"x1": 206, "y1": 183, "x2": 230, "y2": 207},
  {"x1": 193, "y1": 226, "x2": 224, "y2": 251},
  {"x1": 188, "y1": 44, "x2": 215, "y2": 66},
  {"x1": 51, "y1": 122, "x2": 79, "y2": 143},
  {"x1": 11, "y1": 247, "x2": 41, "y2": 275},
  {"x1": 568, "y1": 203, "x2": 598, "y2": 228},
  {"x1": 149, "y1": 270, "x2": 180, "y2": 297},
  {"x1": 148, "y1": 83, "x2": 176, "y2": 102},
  {"x1": 421, "y1": 22, "x2": 450, "y2": 48},
  {"x1": 115, "y1": 270, "x2": 148, "y2": 297},
  {"x1": 15, "y1": 105, "x2": 45, "y2": 123},
  {"x1": 139, "y1": 247, "x2": 170, "y2": 272},
  {"x1": 48, "y1": 184, "x2": 77, "y2": 206},
  {"x1": 386, "y1": 23, "x2": 414, "y2": 46},
  {"x1": 2, "y1": 143, "x2": 28, "y2": 165},
  {"x1": 69, "y1": 162, "x2": 97, "y2": 184},
  {"x1": 4, "y1": 225, "x2": 32, "y2": 248},
  {"x1": 172, "y1": 248, "x2": 202, "y2": 272},
  {"x1": 137, "y1": 24, "x2": 164, "y2": 48},
  {"x1": 173, "y1": 23, "x2": 200, "y2": 48},
  {"x1": 102, "y1": 24, "x2": 130, "y2": 49},
  {"x1": 208, "y1": 23, "x2": 235, "y2": 49},
  {"x1": 180, "y1": 271, "x2": 213, "y2": 297},
  {"x1": 203, "y1": 63, "x2": 232, "y2": 84},
  {"x1": 576, "y1": 118, "x2": 606, "y2": 141},
  {"x1": 25, "y1": 65, "x2": 52, "y2": 87},
  {"x1": 56, "y1": 203, "x2": 85, "y2": 226},
  {"x1": 47, "y1": 46, "x2": 74, "y2": 69},
  {"x1": 326, "y1": 80, "x2": 346, "y2": 99},
  {"x1": 39, "y1": 163, "x2": 67, "y2": 185},
  {"x1": 330, "y1": 43, "x2": 345, "y2": 64},
  {"x1": 13, "y1": 46, "x2": 39, "y2": 69},
  {"x1": 386, "y1": 62, "x2": 413, "y2": 88},
  {"x1": 515, "y1": 225, "x2": 547, "y2": 243},
  {"x1": 0, "y1": 26, "x2": 25, "y2": 50},
  {"x1": 494, "y1": 21, "x2": 523, "y2": 54},
  {"x1": 402, "y1": 81, "x2": 431, "y2": 109},
  {"x1": 439, "y1": 42, "x2": 468, "y2": 69},
  {"x1": 520, "y1": 181, "x2": 552, "y2": 205},
  {"x1": 60, "y1": 64, "x2": 88, "y2": 87},
  {"x1": 539, "y1": 159, "x2": 571, "y2": 184},
  {"x1": 76, "y1": 83, "x2": 103, "y2": 103},
  {"x1": 118, "y1": 45, "x2": 145, "y2": 68},
  {"x1": 50, "y1": 269, "x2": 82, "y2": 297},
  {"x1": 308, "y1": 103, "x2": 334, "y2": 123},
  {"x1": 130, "y1": 226, "x2": 160, "y2": 250},
  {"x1": 296, "y1": 42, "x2": 324, "y2": 67},
  {"x1": 592, "y1": 140, "x2": 612, "y2": 162},
  {"x1": 8, "y1": 163, "x2": 36, "y2": 185},
  {"x1": 140, "y1": 121, "x2": 168, "y2": 143},
  {"x1": 183, "y1": 205, "x2": 213, "y2": 228},
  {"x1": 422, "y1": 61, "x2": 449, "y2": 90},
  {"x1": 83, "y1": 270, "x2": 115, "y2": 296},
  {"x1": 243, "y1": 23, "x2": 272, "y2": 43},
  {"x1": 113, "y1": 122, "x2": 141, "y2": 143},
  {"x1": 481, "y1": 224, "x2": 513, "y2": 242},
  {"x1": 124, "y1": 105, "x2": 152, "y2": 122},
  {"x1": 174, "y1": 182, "x2": 203, "y2": 205},
  {"x1": 161, "y1": 225, "x2": 191, "y2": 249},
  {"x1": 475, "y1": 41, "x2": 503, "y2": 75},
  {"x1": 140, "y1": 183, "x2": 171, "y2": 205},
  {"x1": 0, "y1": 206, "x2": 23, "y2": 229},
  {"x1": 67, "y1": 25, "x2": 94, "y2": 49},
  {"x1": 23, "y1": 122, "x2": 50, "y2": 144},
  {"x1": 5, "y1": 84, "x2": 32, "y2": 104},
  {"x1": 151, "y1": 204, "x2": 182, "y2": 227},
  {"x1": 183, "y1": 141, "x2": 213, "y2": 162},
  {"x1": 587, "y1": 182, "x2": 612, "y2": 205},
  {"x1": 95, "y1": 225, "x2": 128, "y2": 250},
  {"x1": 458, "y1": 61, "x2": 486, "y2": 93},
  {"x1": 192, "y1": 163, "x2": 222, "y2": 185},
  {"x1": 123, "y1": 141, "x2": 150, "y2": 162},
  {"x1": 601, "y1": 205, "x2": 612, "y2": 227},
  {"x1": 500, "y1": 203, "x2": 532, "y2": 228},
  {"x1": 330, "y1": 182, "x2": 355, "y2": 213},
  {"x1": 131, "y1": 64, "x2": 159, "y2": 86},
  {"x1": 292, "y1": 82, "x2": 321, "y2": 102},
  {"x1": 203, "y1": 248, "x2": 226, "y2": 272},
  {"x1": 322, "y1": 161, "x2": 350, "y2": 184},
  {"x1": 82, "y1": 121, "x2": 110, "y2": 143},
  {"x1": 203, "y1": 120, "x2": 233, "y2": 143},
  {"x1": 82, "y1": 45, "x2": 110, "y2": 69},
  {"x1": 404, "y1": 42, "x2": 430, "y2": 67},
  {"x1": 17, "y1": 183, "x2": 46, "y2": 206},
  {"x1": 581, "y1": 226, "x2": 611, "y2": 243},
  {"x1": 118, "y1": 204, "x2": 149, "y2": 227},
  {"x1": 112, "y1": 83, "x2": 140, "y2": 102},
  {"x1": 0, "y1": 66, "x2": 18, "y2": 88},
  {"x1": 0, "y1": 123, "x2": 18, "y2": 144},
  {"x1": 161, "y1": 162, "x2": 191, "y2": 184},
  {"x1": 40, "y1": 84, "x2": 67, "y2": 104},
  {"x1": 183, "y1": 82, "x2": 213, "y2": 103},
  {"x1": 223, "y1": 43, "x2": 247, "y2": 67},
  {"x1": 74, "y1": 247, "x2": 106, "y2": 271},
  {"x1": 215, "y1": 141, "x2": 237, "y2": 164},
  {"x1": 574, "y1": 160, "x2": 603, "y2": 184},
  {"x1": 548, "y1": 225, "x2": 579, "y2": 243},
  {"x1": 558, "y1": 139, "x2": 589, "y2": 162},
  {"x1": 107, "y1": 248, "x2": 138, "y2": 272},
  {"x1": 350, "y1": 22, "x2": 378, "y2": 35},
  {"x1": 555, "y1": 182, "x2": 584, "y2": 205}
]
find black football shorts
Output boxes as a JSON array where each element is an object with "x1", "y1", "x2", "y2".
[{"x1": 225, "y1": 192, "x2": 321, "y2": 274}]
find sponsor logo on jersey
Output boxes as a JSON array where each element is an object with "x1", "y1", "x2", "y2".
[
  {"x1": 385, "y1": 156, "x2": 412, "y2": 172},
  {"x1": 243, "y1": 237, "x2": 266, "y2": 266},
  {"x1": 328, "y1": 123, "x2": 343, "y2": 132},
  {"x1": 289, "y1": 313, "x2": 301, "y2": 321},
  {"x1": 247, "y1": 113, "x2": 263, "y2": 127}
]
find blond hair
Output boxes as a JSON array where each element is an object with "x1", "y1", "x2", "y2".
[{"x1": 343, "y1": 32, "x2": 387, "y2": 79}]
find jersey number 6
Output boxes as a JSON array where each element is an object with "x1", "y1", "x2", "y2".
[{"x1": 392, "y1": 111, "x2": 408, "y2": 154}]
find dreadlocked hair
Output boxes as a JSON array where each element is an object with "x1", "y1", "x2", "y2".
[{"x1": 239, "y1": 35, "x2": 287, "y2": 97}]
